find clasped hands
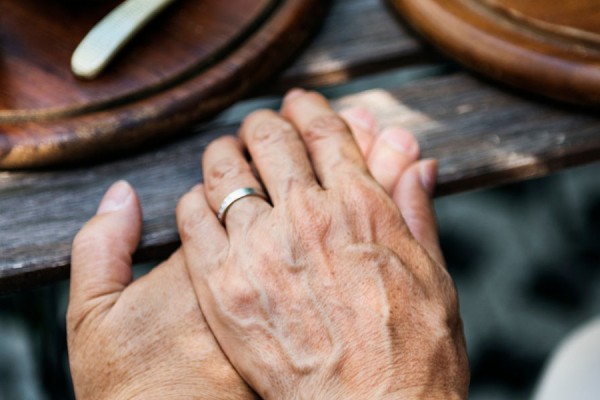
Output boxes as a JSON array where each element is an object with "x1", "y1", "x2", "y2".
[{"x1": 67, "y1": 90, "x2": 469, "y2": 399}]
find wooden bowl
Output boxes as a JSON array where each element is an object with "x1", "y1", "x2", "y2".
[
  {"x1": 389, "y1": 0, "x2": 600, "y2": 106},
  {"x1": 0, "y1": 0, "x2": 328, "y2": 169}
]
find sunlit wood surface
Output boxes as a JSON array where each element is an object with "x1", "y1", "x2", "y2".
[{"x1": 1, "y1": 0, "x2": 599, "y2": 292}]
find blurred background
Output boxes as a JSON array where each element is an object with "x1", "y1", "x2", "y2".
[{"x1": 1, "y1": 160, "x2": 599, "y2": 400}]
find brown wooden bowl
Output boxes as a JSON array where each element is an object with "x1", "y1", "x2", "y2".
[
  {"x1": 0, "y1": 0, "x2": 329, "y2": 169},
  {"x1": 388, "y1": 0, "x2": 600, "y2": 106}
]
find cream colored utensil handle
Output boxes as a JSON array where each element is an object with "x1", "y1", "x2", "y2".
[{"x1": 71, "y1": 0, "x2": 177, "y2": 79}]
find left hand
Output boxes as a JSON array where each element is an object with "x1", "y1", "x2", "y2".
[
  {"x1": 67, "y1": 181, "x2": 258, "y2": 400},
  {"x1": 177, "y1": 90, "x2": 468, "y2": 399}
]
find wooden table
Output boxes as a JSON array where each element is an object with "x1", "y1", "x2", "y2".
[{"x1": 2, "y1": 0, "x2": 599, "y2": 293}]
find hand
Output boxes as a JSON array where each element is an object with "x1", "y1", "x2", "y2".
[
  {"x1": 177, "y1": 90, "x2": 469, "y2": 399},
  {"x1": 67, "y1": 88, "x2": 456, "y2": 399},
  {"x1": 67, "y1": 181, "x2": 258, "y2": 400}
]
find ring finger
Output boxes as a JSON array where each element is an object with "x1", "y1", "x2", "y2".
[{"x1": 202, "y1": 135, "x2": 271, "y2": 231}]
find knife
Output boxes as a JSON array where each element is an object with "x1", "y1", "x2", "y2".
[{"x1": 71, "y1": 0, "x2": 177, "y2": 79}]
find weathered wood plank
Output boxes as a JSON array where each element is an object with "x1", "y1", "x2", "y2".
[
  {"x1": 0, "y1": 0, "x2": 430, "y2": 290},
  {"x1": 2, "y1": 67, "x2": 599, "y2": 292}
]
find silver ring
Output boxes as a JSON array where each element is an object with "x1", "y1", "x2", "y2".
[{"x1": 217, "y1": 188, "x2": 267, "y2": 225}]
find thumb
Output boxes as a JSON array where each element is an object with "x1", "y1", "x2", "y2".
[{"x1": 68, "y1": 180, "x2": 142, "y2": 321}]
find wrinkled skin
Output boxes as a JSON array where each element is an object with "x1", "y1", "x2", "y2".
[
  {"x1": 68, "y1": 217, "x2": 258, "y2": 399},
  {"x1": 68, "y1": 89, "x2": 469, "y2": 399},
  {"x1": 177, "y1": 90, "x2": 469, "y2": 399}
]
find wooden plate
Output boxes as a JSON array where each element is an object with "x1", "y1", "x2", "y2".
[
  {"x1": 0, "y1": 0, "x2": 328, "y2": 169},
  {"x1": 388, "y1": 0, "x2": 600, "y2": 106}
]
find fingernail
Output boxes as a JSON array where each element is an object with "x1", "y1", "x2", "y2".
[
  {"x1": 97, "y1": 180, "x2": 133, "y2": 215},
  {"x1": 340, "y1": 107, "x2": 376, "y2": 133},
  {"x1": 284, "y1": 88, "x2": 305, "y2": 103},
  {"x1": 419, "y1": 159, "x2": 438, "y2": 196},
  {"x1": 380, "y1": 127, "x2": 419, "y2": 156}
]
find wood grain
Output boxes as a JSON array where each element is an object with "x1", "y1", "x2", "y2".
[
  {"x1": 1, "y1": 0, "x2": 269, "y2": 114},
  {"x1": 2, "y1": 68, "x2": 600, "y2": 292},
  {"x1": 482, "y1": 0, "x2": 600, "y2": 40},
  {"x1": 388, "y1": 0, "x2": 600, "y2": 106},
  {"x1": 0, "y1": 0, "x2": 328, "y2": 168},
  {"x1": 2, "y1": 0, "x2": 600, "y2": 293}
]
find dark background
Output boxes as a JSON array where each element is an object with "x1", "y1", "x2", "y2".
[{"x1": 1, "y1": 161, "x2": 599, "y2": 400}]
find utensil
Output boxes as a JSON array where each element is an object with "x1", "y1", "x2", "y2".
[{"x1": 71, "y1": 0, "x2": 177, "y2": 79}]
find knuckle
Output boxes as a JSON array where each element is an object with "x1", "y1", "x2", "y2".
[
  {"x1": 179, "y1": 207, "x2": 214, "y2": 243},
  {"x1": 349, "y1": 181, "x2": 390, "y2": 212},
  {"x1": 289, "y1": 192, "x2": 332, "y2": 243},
  {"x1": 213, "y1": 275, "x2": 261, "y2": 319},
  {"x1": 230, "y1": 287, "x2": 258, "y2": 315},
  {"x1": 207, "y1": 158, "x2": 249, "y2": 188},
  {"x1": 249, "y1": 118, "x2": 295, "y2": 146},
  {"x1": 304, "y1": 114, "x2": 348, "y2": 142}
]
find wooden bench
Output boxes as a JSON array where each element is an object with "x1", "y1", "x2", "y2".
[{"x1": 1, "y1": 0, "x2": 599, "y2": 292}]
